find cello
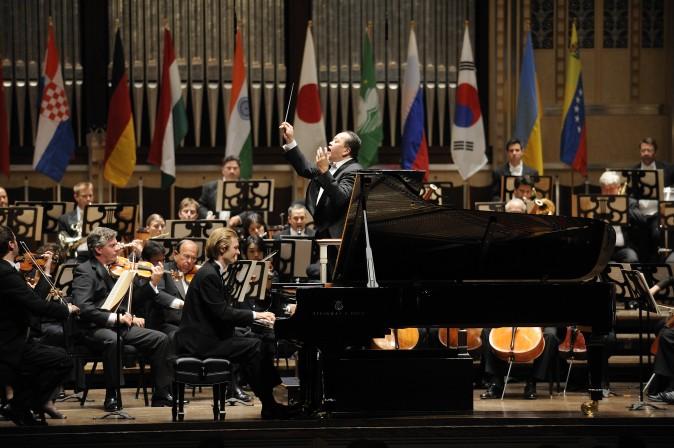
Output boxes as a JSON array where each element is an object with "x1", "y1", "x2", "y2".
[
  {"x1": 488, "y1": 327, "x2": 545, "y2": 363},
  {"x1": 438, "y1": 327, "x2": 483, "y2": 351},
  {"x1": 372, "y1": 328, "x2": 420, "y2": 350}
]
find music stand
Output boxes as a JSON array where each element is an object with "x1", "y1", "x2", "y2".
[
  {"x1": 83, "y1": 203, "x2": 138, "y2": 242},
  {"x1": 474, "y1": 201, "x2": 505, "y2": 212},
  {"x1": 15, "y1": 201, "x2": 73, "y2": 241},
  {"x1": 167, "y1": 219, "x2": 228, "y2": 239},
  {"x1": 0, "y1": 206, "x2": 44, "y2": 249},
  {"x1": 616, "y1": 169, "x2": 660, "y2": 200},
  {"x1": 421, "y1": 182, "x2": 454, "y2": 206},
  {"x1": 659, "y1": 201, "x2": 674, "y2": 252},
  {"x1": 500, "y1": 175, "x2": 552, "y2": 202},
  {"x1": 622, "y1": 269, "x2": 663, "y2": 411},
  {"x1": 575, "y1": 195, "x2": 629, "y2": 225},
  {"x1": 216, "y1": 180, "x2": 274, "y2": 220},
  {"x1": 269, "y1": 236, "x2": 314, "y2": 282}
]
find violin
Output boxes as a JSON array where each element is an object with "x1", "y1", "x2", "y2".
[
  {"x1": 16, "y1": 253, "x2": 59, "y2": 273},
  {"x1": 372, "y1": 328, "x2": 419, "y2": 350},
  {"x1": 170, "y1": 264, "x2": 201, "y2": 284},
  {"x1": 110, "y1": 256, "x2": 154, "y2": 278},
  {"x1": 488, "y1": 327, "x2": 545, "y2": 363},
  {"x1": 438, "y1": 327, "x2": 483, "y2": 350}
]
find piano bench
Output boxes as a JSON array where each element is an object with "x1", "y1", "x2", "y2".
[{"x1": 172, "y1": 357, "x2": 232, "y2": 422}]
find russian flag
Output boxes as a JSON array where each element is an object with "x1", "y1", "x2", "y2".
[
  {"x1": 400, "y1": 26, "x2": 429, "y2": 180},
  {"x1": 33, "y1": 22, "x2": 75, "y2": 182}
]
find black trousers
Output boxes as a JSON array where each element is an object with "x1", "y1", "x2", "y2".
[
  {"x1": 482, "y1": 327, "x2": 560, "y2": 384},
  {"x1": 654, "y1": 327, "x2": 674, "y2": 380},
  {"x1": 10, "y1": 341, "x2": 72, "y2": 413},
  {"x1": 82, "y1": 325, "x2": 171, "y2": 394},
  {"x1": 203, "y1": 336, "x2": 278, "y2": 406}
]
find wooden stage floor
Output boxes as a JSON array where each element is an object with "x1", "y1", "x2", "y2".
[{"x1": 2, "y1": 382, "x2": 674, "y2": 447}]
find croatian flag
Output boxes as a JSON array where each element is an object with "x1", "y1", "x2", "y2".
[
  {"x1": 400, "y1": 26, "x2": 429, "y2": 180},
  {"x1": 33, "y1": 22, "x2": 75, "y2": 182},
  {"x1": 450, "y1": 24, "x2": 487, "y2": 180}
]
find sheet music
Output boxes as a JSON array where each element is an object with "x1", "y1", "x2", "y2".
[
  {"x1": 100, "y1": 270, "x2": 136, "y2": 311},
  {"x1": 231, "y1": 260, "x2": 269, "y2": 303}
]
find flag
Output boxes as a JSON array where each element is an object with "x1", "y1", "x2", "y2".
[
  {"x1": 33, "y1": 22, "x2": 76, "y2": 182},
  {"x1": 560, "y1": 22, "x2": 587, "y2": 176},
  {"x1": 148, "y1": 27, "x2": 188, "y2": 188},
  {"x1": 293, "y1": 23, "x2": 326, "y2": 161},
  {"x1": 225, "y1": 28, "x2": 253, "y2": 179},
  {"x1": 0, "y1": 63, "x2": 9, "y2": 177},
  {"x1": 400, "y1": 26, "x2": 429, "y2": 180},
  {"x1": 104, "y1": 28, "x2": 136, "y2": 187},
  {"x1": 450, "y1": 24, "x2": 487, "y2": 180},
  {"x1": 356, "y1": 26, "x2": 383, "y2": 168},
  {"x1": 514, "y1": 30, "x2": 544, "y2": 174}
]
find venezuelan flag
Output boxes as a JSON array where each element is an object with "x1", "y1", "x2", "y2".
[{"x1": 560, "y1": 23, "x2": 587, "y2": 176}]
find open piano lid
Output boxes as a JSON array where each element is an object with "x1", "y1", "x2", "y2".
[{"x1": 334, "y1": 170, "x2": 615, "y2": 284}]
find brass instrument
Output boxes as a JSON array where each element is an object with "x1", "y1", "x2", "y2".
[
  {"x1": 530, "y1": 198, "x2": 556, "y2": 215},
  {"x1": 58, "y1": 219, "x2": 86, "y2": 254}
]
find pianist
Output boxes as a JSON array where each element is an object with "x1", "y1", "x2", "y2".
[{"x1": 174, "y1": 227, "x2": 292, "y2": 419}]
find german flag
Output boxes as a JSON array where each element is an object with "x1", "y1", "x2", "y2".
[{"x1": 104, "y1": 28, "x2": 136, "y2": 187}]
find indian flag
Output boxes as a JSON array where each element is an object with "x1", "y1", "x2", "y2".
[
  {"x1": 148, "y1": 27, "x2": 188, "y2": 188},
  {"x1": 225, "y1": 28, "x2": 253, "y2": 179}
]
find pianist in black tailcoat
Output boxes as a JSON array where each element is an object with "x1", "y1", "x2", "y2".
[
  {"x1": 175, "y1": 227, "x2": 291, "y2": 419},
  {"x1": 279, "y1": 122, "x2": 363, "y2": 239}
]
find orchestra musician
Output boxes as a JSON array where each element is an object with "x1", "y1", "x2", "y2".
[
  {"x1": 275, "y1": 203, "x2": 315, "y2": 238},
  {"x1": 598, "y1": 171, "x2": 639, "y2": 263},
  {"x1": 175, "y1": 227, "x2": 293, "y2": 419},
  {"x1": 491, "y1": 138, "x2": 539, "y2": 201},
  {"x1": 57, "y1": 181, "x2": 93, "y2": 260},
  {"x1": 0, "y1": 186, "x2": 8, "y2": 207},
  {"x1": 0, "y1": 225, "x2": 79, "y2": 426},
  {"x1": 70, "y1": 227, "x2": 173, "y2": 412},
  {"x1": 145, "y1": 214, "x2": 166, "y2": 237},
  {"x1": 141, "y1": 240, "x2": 198, "y2": 336},
  {"x1": 177, "y1": 197, "x2": 199, "y2": 221},
  {"x1": 646, "y1": 277, "x2": 674, "y2": 403},
  {"x1": 198, "y1": 155, "x2": 242, "y2": 219}
]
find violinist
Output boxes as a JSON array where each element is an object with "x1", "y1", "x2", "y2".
[
  {"x1": 70, "y1": 227, "x2": 173, "y2": 412},
  {"x1": 0, "y1": 225, "x2": 79, "y2": 426},
  {"x1": 143, "y1": 239, "x2": 199, "y2": 336},
  {"x1": 177, "y1": 197, "x2": 199, "y2": 221}
]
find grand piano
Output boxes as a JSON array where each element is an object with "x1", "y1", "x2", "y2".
[{"x1": 276, "y1": 171, "x2": 616, "y2": 416}]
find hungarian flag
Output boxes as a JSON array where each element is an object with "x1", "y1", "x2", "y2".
[
  {"x1": 293, "y1": 23, "x2": 326, "y2": 160},
  {"x1": 149, "y1": 27, "x2": 188, "y2": 188},
  {"x1": 560, "y1": 22, "x2": 587, "y2": 176},
  {"x1": 33, "y1": 22, "x2": 76, "y2": 182},
  {"x1": 0, "y1": 63, "x2": 9, "y2": 177},
  {"x1": 400, "y1": 25, "x2": 429, "y2": 180},
  {"x1": 225, "y1": 28, "x2": 253, "y2": 179},
  {"x1": 356, "y1": 26, "x2": 383, "y2": 168},
  {"x1": 104, "y1": 28, "x2": 136, "y2": 187}
]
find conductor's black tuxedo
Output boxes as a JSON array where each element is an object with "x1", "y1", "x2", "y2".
[{"x1": 284, "y1": 146, "x2": 362, "y2": 238}]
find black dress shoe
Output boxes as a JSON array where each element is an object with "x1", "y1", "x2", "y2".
[
  {"x1": 227, "y1": 385, "x2": 252, "y2": 403},
  {"x1": 261, "y1": 402, "x2": 300, "y2": 420},
  {"x1": 480, "y1": 383, "x2": 503, "y2": 399},
  {"x1": 103, "y1": 396, "x2": 122, "y2": 412},
  {"x1": 152, "y1": 393, "x2": 180, "y2": 407},
  {"x1": 0, "y1": 404, "x2": 46, "y2": 426},
  {"x1": 523, "y1": 381, "x2": 537, "y2": 400}
]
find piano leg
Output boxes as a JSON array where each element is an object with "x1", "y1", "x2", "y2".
[
  {"x1": 582, "y1": 333, "x2": 606, "y2": 415},
  {"x1": 297, "y1": 344, "x2": 322, "y2": 415}
]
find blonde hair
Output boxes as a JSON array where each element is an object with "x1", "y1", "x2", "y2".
[
  {"x1": 73, "y1": 181, "x2": 93, "y2": 195},
  {"x1": 205, "y1": 227, "x2": 239, "y2": 259}
]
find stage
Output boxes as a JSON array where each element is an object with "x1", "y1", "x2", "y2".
[{"x1": 1, "y1": 383, "x2": 673, "y2": 448}]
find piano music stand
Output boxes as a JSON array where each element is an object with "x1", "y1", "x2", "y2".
[{"x1": 622, "y1": 269, "x2": 663, "y2": 411}]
